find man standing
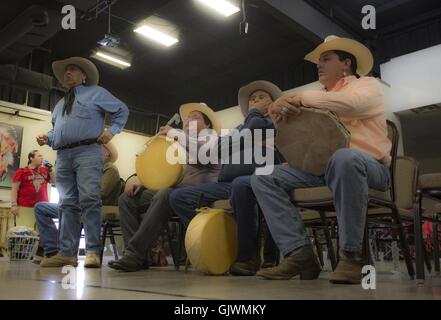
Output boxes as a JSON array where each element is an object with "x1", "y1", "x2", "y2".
[
  {"x1": 36, "y1": 57, "x2": 128, "y2": 268},
  {"x1": 33, "y1": 142, "x2": 123, "y2": 262}
]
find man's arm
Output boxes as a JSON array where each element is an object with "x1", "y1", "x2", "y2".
[
  {"x1": 242, "y1": 108, "x2": 274, "y2": 130},
  {"x1": 96, "y1": 87, "x2": 129, "y2": 136},
  {"x1": 10, "y1": 181, "x2": 20, "y2": 215},
  {"x1": 301, "y1": 78, "x2": 384, "y2": 119}
]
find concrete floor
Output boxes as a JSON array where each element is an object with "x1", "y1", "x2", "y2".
[{"x1": 0, "y1": 257, "x2": 440, "y2": 300}]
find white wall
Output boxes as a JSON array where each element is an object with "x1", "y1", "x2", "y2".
[
  {"x1": 0, "y1": 101, "x2": 56, "y2": 202},
  {"x1": 380, "y1": 43, "x2": 441, "y2": 113},
  {"x1": 0, "y1": 100, "x2": 151, "y2": 203},
  {"x1": 110, "y1": 130, "x2": 150, "y2": 180}
]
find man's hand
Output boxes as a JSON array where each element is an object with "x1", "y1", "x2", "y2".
[
  {"x1": 10, "y1": 206, "x2": 18, "y2": 216},
  {"x1": 158, "y1": 125, "x2": 173, "y2": 136},
  {"x1": 271, "y1": 95, "x2": 302, "y2": 119},
  {"x1": 36, "y1": 134, "x2": 48, "y2": 146},
  {"x1": 126, "y1": 182, "x2": 143, "y2": 197},
  {"x1": 97, "y1": 131, "x2": 114, "y2": 144}
]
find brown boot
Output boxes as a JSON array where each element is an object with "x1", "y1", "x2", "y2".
[
  {"x1": 256, "y1": 245, "x2": 321, "y2": 280},
  {"x1": 40, "y1": 254, "x2": 78, "y2": 268},
  {"x1": 229, "y1": 257, "x2": 261, "y2": 276},
  {"x1": 329, "y1": 251, "x2": 363, "y2": 284}
]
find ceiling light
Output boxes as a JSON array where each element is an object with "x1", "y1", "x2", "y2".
[
  {"x1": 197, "y1": 0, "x2": 240, "y2": 17},
  {"x1": 91, "y1": 51, "x2": 131, "y2": 69},
  {"x1": 134, "y1": 25, "x2": 179, "y2": 47}
]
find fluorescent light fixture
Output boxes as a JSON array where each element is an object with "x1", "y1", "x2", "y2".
[
  {"x1": 91, "y1": 51, "x2": 131, "y2": 69},
  {"x1": 134, "y1": 25, "x2": 179, "y2": 47},
  {"x1": 197, "y1": 0, "x2": 240, "y2": 17}
]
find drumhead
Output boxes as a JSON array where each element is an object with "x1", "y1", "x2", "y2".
[
  {"x1": 136, "y1": 135, "x2": 186, "y2": 190},
  {"x1": 276, "y1": 107, "x2": 350, "y2": 176},
  {"x1": 185, "y1": 208, "x2": 237, "y2": 275}
]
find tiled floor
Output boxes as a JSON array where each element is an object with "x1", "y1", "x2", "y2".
[{"x1": 1, "y1": 257, "x2": 440, "y2": 300}]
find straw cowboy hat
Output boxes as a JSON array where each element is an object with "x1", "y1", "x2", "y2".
[
  {"x1": 238, "y1": 80, "x2": 283, "y2": 116},
  {"x1": 304, "y1": 35, "x2": 374, "y2": 76},
  {"x1": 103, "y1": 141, "x2": 118, "y2": 163},
  {"x1": 52, "y1": 57, "x2": 99, "y2": 87},
  {"x1": 179, "y1": 103, "x2": 221, "y2": 135}
]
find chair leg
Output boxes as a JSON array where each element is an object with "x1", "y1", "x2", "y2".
[
  {"x1": 108, "y1": 226, "x2": 118, "y2": 260},
  {"x1": 392, "y1": 204, "x2": 415, "y2": 280},
  {"x1": 318, "y1": 211, "x2": 337, "y2": 270},
  {"x1": 363, "y1": 214, "x2": 372, "y2": 267},
  {"x1": 175, "y1": 222, "x2": 186, "y2": 271},
  {"x1": 423, "y1": 247, "x2": 432, "y2": 273},
  {"x1": 100, "y1": 221, "x2": 109, "y2": 264},
  {"x1": 414, "y1": 191, "x2": 425, "y2": 281},
  {"x1": 166, "y1": 223, "x2": 179, "y2": 270},
  {"x1": 312, "y1": 228, "x2": 324, "y2": 267},
  {"x1": 433, "y1": 221, "x2": 440, "y2": 273}
]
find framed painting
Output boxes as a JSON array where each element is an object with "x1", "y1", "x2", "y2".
[{"x1": 0, "y1": 123, "x2": 23, "y2": 188}]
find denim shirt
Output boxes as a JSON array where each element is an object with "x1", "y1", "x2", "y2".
[{"x1": 47, "y1": 85, "x2": 129, "y2": 150}]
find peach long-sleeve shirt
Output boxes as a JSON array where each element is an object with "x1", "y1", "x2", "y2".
[{"x1": 299, "y1": 76, "x2": 392, "y2": 166}]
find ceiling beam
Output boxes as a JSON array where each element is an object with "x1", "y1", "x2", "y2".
[
  {"x1": 261, "y1": 0, "x2": 353, "y2": 44},
  {"x1": 376, "y1": 0, "x2": 413, "y2": 14}
]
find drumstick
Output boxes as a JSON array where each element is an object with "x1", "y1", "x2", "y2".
[{"x1": 145, "y1": 113, "x2": 181, "y2": 146}]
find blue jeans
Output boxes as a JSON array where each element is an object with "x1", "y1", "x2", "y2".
[
  {"x1": 56, "y1": 144, "x2": 103, "y2": 256},
  {"x1": 251, "y1": 148, "x2": 391, "y2": 256},
  {"x1": 169, "y1": 176, "x2": 262, "y2": 261},
  {"x1": 34, "y1": 202, "x2": 60, "y2": 255}
]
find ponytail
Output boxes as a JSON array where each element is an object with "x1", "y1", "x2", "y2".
[{"x1": 27, "y1": 150, "x2": 39, "y2": 165}]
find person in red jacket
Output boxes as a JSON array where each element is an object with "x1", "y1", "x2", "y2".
[{"x1": 10, "y1": 150, "x2": 55, "y2": 227}]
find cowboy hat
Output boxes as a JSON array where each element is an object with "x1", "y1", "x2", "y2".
[
  {"x1": 179, "y1": 103, "x2": 221, "y2": 135},
  {"x1": 304, "y1": 35, "x2": 374, "y2": 76},
  {"x1": 238, "y1": 80, "x2": 283, "y2": 116},
  {"x1": 52, "y1": 57, "x2": 99, "y2": 87},
  {"x1": 103, "y1": 141, "x2": 118, "y2": 163}
]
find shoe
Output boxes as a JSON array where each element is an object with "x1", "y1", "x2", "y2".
[
  {"x1": 40, "y1": 254, "x2": 78, "y2": 268},
  {"x1": 329, "y1": 251, "x2": 363, "y2": 284},
  {"x1": 32, "y1": 255, "x2": 43, "y2": 264},
  {"x1": 108, "y1": 255, "x2": 143, "y2": 272},
  {"x1": 108, "y1": 258, "x2": 149, "y2": 270},
  {"x1": 261, "y1": 261, "x2": 277, "y2": 269},
  {"x1": 32, "y1": 247, "x2": 45, "y2": 264},
  {"x1": 84, "y1": 253, "x2": 101, "y2": 268},
  {"x1": 229, "y1": 258, "x2": 261, "y2": 276},
  {"x1": 256, "y1": 245, "x2": 321, "y2": 280}
]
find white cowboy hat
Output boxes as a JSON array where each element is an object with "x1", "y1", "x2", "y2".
[
  {"x1": 179, "y1": 103, "x2": 221, "y2": 135},
  {"x1": 238, "y1": 80, "x2": 282, "y2": 116},
  {"x1": 52, "y1": 57, "x2": 99, "y2": 87},
  {"x1": 103, "y1": 141, "x2": 118, "y2": 163},
  {"x1": 304, "y1": 35, "x2": 374, "y2": 76}
]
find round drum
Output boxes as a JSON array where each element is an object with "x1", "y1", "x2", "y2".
[
  {"x1": 136, "y1": 135, "x2": 186, "y2": 191},
  {"x1": 185, "y1": 208, "x2": 237, "y2": 275},
  {"x1": 276, "y1": 107, "x2": 350, "y2": 176}
]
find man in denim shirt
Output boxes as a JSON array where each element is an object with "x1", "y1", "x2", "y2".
[{"x1": 36, "y1": 57, "x2": 128, "y2": 268}]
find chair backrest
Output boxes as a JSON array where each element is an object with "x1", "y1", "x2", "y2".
[
  {"x1": 387, "y1": 120, "x2": 399, "y2": 202},
  {"x1": 394, "y1": 156, "x2": 419, "y2": 210},
  {"x1": 124, "y1": 173, "x2": 140, "y2": 194},
  {"x1": 119, "y1": 178, "x2": 126, "y2": 196}
]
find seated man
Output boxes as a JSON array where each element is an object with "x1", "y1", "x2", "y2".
[
  {"x1": 251, "y1": 35, "x2": 391, "y2": 284},
  {"x1": 35, "y1": 143, "x2": 122, "y2": 261},
  {"x1": 170, "y1": 80, "x2": 283, "y2": 276},
  {"x1": 108, "y1": 103, "x2": 220, "y2": 272}
]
